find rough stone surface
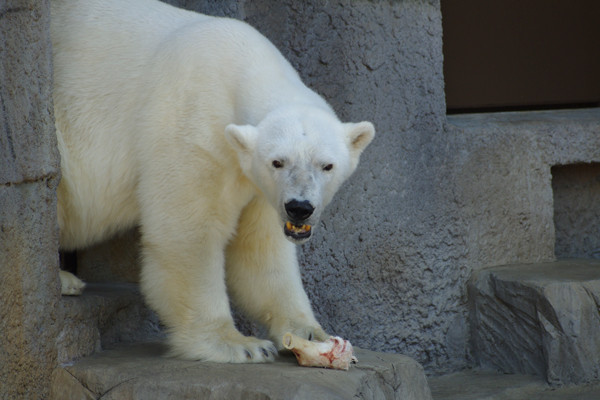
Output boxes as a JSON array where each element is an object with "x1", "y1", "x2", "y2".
[
  {"x1": 0, "y1": 182, "x2": 61, "y2": 399},
  {"x1": 429, "y1": 370, "x2": 546, "y2": 400},
  {"x1": 0, "y1": 1, "x2": 60, "y2": 399},
  {"x1": 469, "y1": 260, "x2": 600, "y2": 385},
  {"x1": 429, "y1": 370, "x2": 600, "y2": 400},
  {"x1": 0, "y1": 1, "x2": 59, "y2": 185},
  {"x1": 448, "y1": 109, "x2": 600, "y2": 271},
  {"x1": 51, "y1": 342, "x2": 432, "y2": 400},
  {"x1": 57, "y1": 283, "x2": 164, "y2": 363}
]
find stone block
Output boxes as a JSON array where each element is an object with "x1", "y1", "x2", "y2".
[
  {"x1": 57, "y1": 283, "x2": 164, "y2": 363},
  {"x1": 0, "y1": 1, "x2": 59, "y2": 399},
  {"x1": 469, "y1": 260, "x2": 600, "y2": 385},
  {"x1": 0, "y1": 181, "x2": 61, "y2": 399},
  {"x1": 0, "y1": 0, "x2": 58, "y2": 185},
  {"x1": 52, "y1": 342, "x2": 431, "y2": 400}
]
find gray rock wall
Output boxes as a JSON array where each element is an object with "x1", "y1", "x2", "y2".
[
  {"x1": 0, "y1": 1, "x2": 61, "y2": 398},
  {"x1": 449, "y1": 109, "x2": 600, "y2": 269}
]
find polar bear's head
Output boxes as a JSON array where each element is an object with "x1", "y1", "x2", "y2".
[{"x1": 225, "y1": 107, "x2": 374, "y2": 244}]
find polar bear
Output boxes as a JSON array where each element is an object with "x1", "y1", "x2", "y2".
[{"x1": 51, "y1": 0, "x2": 374, "y2": 363}]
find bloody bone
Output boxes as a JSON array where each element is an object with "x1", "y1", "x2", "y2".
[{"x1": 282, "y1": 332, "x2": 357, "y2": 370}]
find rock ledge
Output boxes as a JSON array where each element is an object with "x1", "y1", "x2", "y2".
[
  {"x1": 469, "y1": 259, "x2": 600, "y2": 385},
  {"x1": 51, "y1": 342, "x2": 431, "y2": 400}
]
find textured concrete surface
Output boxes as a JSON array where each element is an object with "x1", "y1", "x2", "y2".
[
  {"x1": 429, "y1": 370, "x2": 600, "y2": 400},
  {"x1": 0, "y1": 1, "x2": 60, "y2": 399},
  {"x1": 0, "y1": 1, "x2": 59, "y2": 184},
  {"x1": 51, "y1": 342, "x2": 432, "y2": 400},
  {"x1": 57, "y1": 283, "x2": 164, "y2": 363},
  {"x1": 469, "y1": 260, "x2": 600, "y2": 385},
  {"x1": 0, "y1": 181, "x2": 61, "y2": 399},
  {"x1": 448, "y1": 108, "x2": 600, "y2": 271}
]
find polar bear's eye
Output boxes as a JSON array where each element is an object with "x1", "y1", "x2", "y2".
[
  {"x1": 323, "y1": 163, "x2": 334, "y2": 171},
  {"x1": 272, "y1": 160, "x2": 284, "y2": 169}
]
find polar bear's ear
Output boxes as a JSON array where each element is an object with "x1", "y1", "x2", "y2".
[
  {"x1": 344, "y1": 121, "x2": 375, "y2": 155},
  {"x1": 224, "y1": 124, "x2": 257, "y2": 154}
]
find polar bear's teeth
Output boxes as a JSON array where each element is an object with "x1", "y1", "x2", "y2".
[
  {"x1": 286, "y1": 222, "x2": 311, "y2": 233},
  {"x1": 294, "y1": 224, "x2": 311, "y2": 232}
]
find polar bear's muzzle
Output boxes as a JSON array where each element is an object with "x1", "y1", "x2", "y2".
[{"x1": 283, "y1": 199, "x2": 314, "y2": 241}]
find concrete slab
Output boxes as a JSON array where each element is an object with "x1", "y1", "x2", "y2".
[
  {"x1": 51, "y1": 342, "x2": 431, "y2": 400},
  {"x1": 428, "y1": 370, "x2": 544, "y2": 400},
  {"x1": 429, "y1": 370, "x2": 600, "y2": 400}
]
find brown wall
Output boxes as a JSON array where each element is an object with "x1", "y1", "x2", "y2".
[{"x1": 443, "y1": 0, "x2": 600, "y2": 111}]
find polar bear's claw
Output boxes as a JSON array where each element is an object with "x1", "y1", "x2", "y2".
[{"x1": 218, "y1": 339, "x2": 277, "y2": 363}]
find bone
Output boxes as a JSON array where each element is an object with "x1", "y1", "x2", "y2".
[{"x1": 282, "y1": 333, "x2": 357, "y2": 370}]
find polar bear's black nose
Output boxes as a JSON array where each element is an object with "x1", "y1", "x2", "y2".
[{"x1": 285, "y1": 200, "x2": 314, "y2": 221}]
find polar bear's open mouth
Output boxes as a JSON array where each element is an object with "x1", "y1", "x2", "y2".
[{"x1": 285, "y1": 221, "x2": 312, "y2": 240}]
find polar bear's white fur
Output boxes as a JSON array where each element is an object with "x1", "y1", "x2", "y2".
[{"x1": 51, "y1": 0, "x2": 374, "y2": 363}]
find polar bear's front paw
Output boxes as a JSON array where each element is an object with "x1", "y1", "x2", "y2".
[
  {"x1": 170, "y1": 324, "x2": 278, "y2": 363},
  {"x1": 59, "y1": 270, "x2": 86, "y2": 295}
]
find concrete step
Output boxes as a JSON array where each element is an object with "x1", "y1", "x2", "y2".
[
  {"x1": 57, "y1": 283, "x2": 164, "y2": 363},
  {"x1": 428, "y1": 370, "x2": 600, "y2": 400},
  {"x1": 468, "y1": 259, "x2": 600, "y2": 385},
  {"x1": 50, "y1": 341, "x2": 432, "y2": 400}
]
